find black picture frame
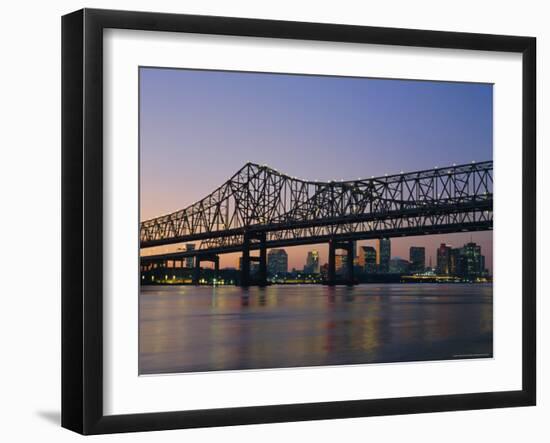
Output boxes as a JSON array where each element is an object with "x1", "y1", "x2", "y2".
[{"x1": 62, "y1": 8, "x2": 536, "y2": 435}]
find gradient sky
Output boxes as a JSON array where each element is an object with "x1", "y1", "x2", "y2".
[{"x1": 140, "y1": 67, "x2": 493, "y2": 271}]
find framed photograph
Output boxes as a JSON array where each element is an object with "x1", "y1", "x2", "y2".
[{"x1": 62, "y1": 8, "x2": 536, "y2": 434}]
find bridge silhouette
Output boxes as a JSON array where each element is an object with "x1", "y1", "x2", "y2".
[{"x1": 140, "y1": 161, "x2": 493, "y2": 286}]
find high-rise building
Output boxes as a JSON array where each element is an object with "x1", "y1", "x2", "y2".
[
  {"x1": 436, "y1": 243, "x2": 452, "y2": 274},
  {"x1": 449, "y1": 248, "x2": 461, "y2": 276},
  {"x1": 185, "y1": 243, "x2": 195, "y2": 268},
  {"x1": 267, "y1": 249, "x2": 288, "y2": 275},
  {"x1": 304, "y1": 250, "x2": 320, "y2": 274},
  {"x1": 238, "y1": 257, "x2": 259, "y2": 274},
  {"x1": 456, "y1": 242, "x2": 484, "y2": 279},
  {"x1": 409, "y1": 246, "x2": 425, "y2": 273},
  {"x1": 358, "y1": 246, "x2": 377, "y2": 273},
  {"x1": 390, "y1": 257, "x2": 411, "y2": 274},
  {"x1": 377, "y1": 238, "x2": 391, "y2": 273},
  {"x1": 335, "y1": 254, "x2": 348, "y2": 274}
]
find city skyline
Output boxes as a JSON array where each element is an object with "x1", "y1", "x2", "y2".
[
  {"x1": 140, "y1": 67, "x2": 493, "y2": 272},
  {"x1": 229, "y1": 237, "x2": 490, "y2": 274}
]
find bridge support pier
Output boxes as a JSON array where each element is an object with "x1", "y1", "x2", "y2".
[
  {"x1": 239, "y1": 232, "x2": 267, "y2": 287},
  {"x1": 241, "y1": 235, "x2": 251, "y2": 287},
  {"x1": 327, "y1": 239, "x2": 355, "y2": 286},
  {"x1": 328, "y1": 240, "x2": 336, "y2": 286},
  {"x1": 214, "y1": 258, "x2": 220, "y2": 280},
  {"x1": 258, "y1": 234, "x2": 267, "y2": 287},
  {"x1": 345, "y1": 242, "x2": 354, "y2": 286},
  {"x1": 192, "y1": 259, "x2": 201, "y2": 285},
  {"x1": 192, "y1": 255, "x2": 220, "y2": 285}
]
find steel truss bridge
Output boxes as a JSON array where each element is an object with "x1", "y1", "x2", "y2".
[{"x1": 140, "y1": 161, "x2": 493, "y2": 286}]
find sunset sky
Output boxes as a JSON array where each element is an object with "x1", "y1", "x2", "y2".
[{"x1": 139, "y1": 67, "x2": 493, "y2": 271}]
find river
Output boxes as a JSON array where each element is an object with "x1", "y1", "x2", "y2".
[{"x1": 139, "y1": 283, "x2": 492, "y2": 375}]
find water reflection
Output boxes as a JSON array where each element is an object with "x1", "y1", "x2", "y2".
[{"x1": 139, "y1": 284, "x2": 493, "y2": 375}]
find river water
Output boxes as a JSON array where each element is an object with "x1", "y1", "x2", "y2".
[{"x1": 139, "y1": 283, "x2": 492, "y2": 375}]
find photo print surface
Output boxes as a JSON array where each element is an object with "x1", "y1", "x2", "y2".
[{"x1": 139, "y1": 67, "x2": 493, "y2": 375}]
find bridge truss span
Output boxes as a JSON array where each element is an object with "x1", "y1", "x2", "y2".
[{"x1": 140, "y1": 160, "x2": 493, "y2": 253}]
